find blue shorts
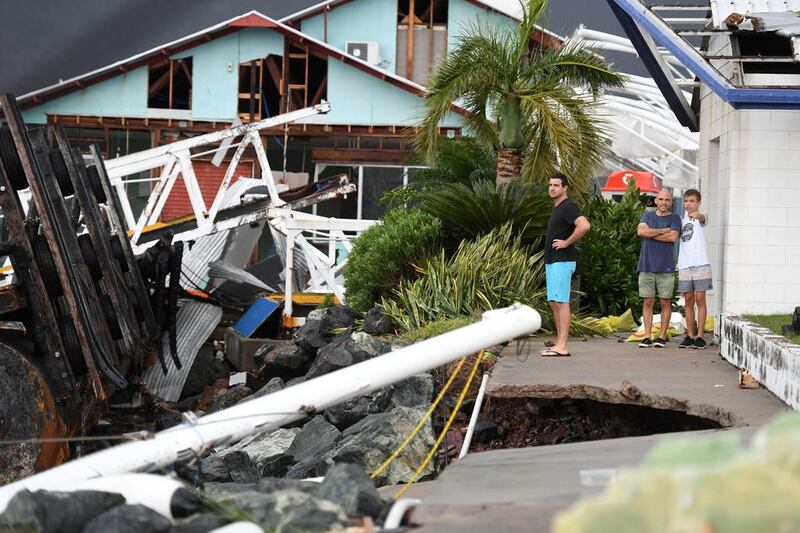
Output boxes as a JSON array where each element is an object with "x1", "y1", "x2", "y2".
[{"x1": 546, "y1": 261, "x2": 576, "y2": 303}]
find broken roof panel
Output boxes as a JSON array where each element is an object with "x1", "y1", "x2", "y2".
[
  {"x1": 710, "y1": 0, "x2": 800, "y2": 28},
  {"x1": 607, "y1": 0, "x2": 800, "y2": 114}
]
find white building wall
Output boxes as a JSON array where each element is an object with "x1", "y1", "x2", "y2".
[{"x1": 699, "y1": 86, "x2": 800, "y2": 318}]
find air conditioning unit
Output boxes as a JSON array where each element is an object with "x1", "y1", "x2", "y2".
[{"x1": 346, "y1": 41, "x2": 381, "y2": 65}]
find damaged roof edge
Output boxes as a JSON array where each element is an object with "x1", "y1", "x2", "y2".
[
  {"x1": 279, "y1": 0, "x2": 566, "y2": 45},
  {"x1": 15, "y1": 10, "x2": 469, "y2": 117},
  {"x1": 608, "y1": 0, "x2": 800, "y2": 110}
]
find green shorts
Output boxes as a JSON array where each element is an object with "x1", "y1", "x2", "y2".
[{"x1": 639, "y1": 272, "x2": 675, "y2": 299}]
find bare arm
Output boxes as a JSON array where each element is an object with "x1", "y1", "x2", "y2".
[
  {"x1": 553, "y1": 216, "x2": 591, "y2": 250},
  {"x1": 654, "y1": 230, "x2": 679, "y2": 243},
  {"x1": 690, "y1": 212, "x2": 706, "y2": 225},
  {"x1": 637, "y1": 223, "x2": 669, "y2": 238}
]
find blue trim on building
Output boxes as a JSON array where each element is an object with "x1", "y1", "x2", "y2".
[{"x1": 606, "y1": 0, "x2": 698, "y2": 131}]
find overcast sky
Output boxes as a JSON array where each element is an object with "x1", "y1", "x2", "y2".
[{"x1": 0, "y1": 0, "x2": 645, "y2": 97}]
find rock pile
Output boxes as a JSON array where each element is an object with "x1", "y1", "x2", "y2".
[{"x1": 0, "y1": 306, "x2": 439, "y2": 532}]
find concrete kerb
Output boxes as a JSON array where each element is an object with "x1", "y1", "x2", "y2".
[{"x1": 720, "y1": 314, "x2": 800, "y2": 410}]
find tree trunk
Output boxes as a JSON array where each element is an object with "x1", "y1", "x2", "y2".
[{"x1": 496, "y1": 148, "x2": 522, "y2": 186}]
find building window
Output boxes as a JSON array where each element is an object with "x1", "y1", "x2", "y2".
[{"x1": 148, "y1": 58, "x2": 193, "y2": 110}]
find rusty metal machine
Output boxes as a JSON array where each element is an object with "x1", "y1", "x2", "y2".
[{"x1": 0, "y1": 94, "x2": 179, "y2": 481}]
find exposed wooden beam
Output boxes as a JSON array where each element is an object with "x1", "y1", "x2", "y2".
[
  {"x1": 264, "y1": 56, "x2": 282, "y2": 90},
  {"x1": 407, "y1": 0, "x2": 416, "y2": 81},
  {"x1": 312, "y1": 147, "x2": 413, "y2": 164},
  {"x1": 310, "y1": 73, "x2": 327, "y2": 106},
  {"x1": 148, "y1": 69, "x2": 171, "y2": 96}
]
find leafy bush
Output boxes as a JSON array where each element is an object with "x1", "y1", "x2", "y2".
[
  {"x1": 577, "y1": 183, "x2": 645, "y2": 316},
  {"x1": 401, "y1": 316, "x2": 477, "y2": 342},
  {"x1": 381, "y1": 137, "x2": 495, "y2": 210},
  {"x1": 382, "y1": 224, "x2": 608, "y2": 336},
  {"x1": 344, "y1": 208, "x2": 441, "y2": 313},
  {"x1": 420, "y1": 180, "x2": 551, "y2": 244}
]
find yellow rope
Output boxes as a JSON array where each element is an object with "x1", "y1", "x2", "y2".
[
  {"x1": 370, "y1": 356, "x2": 468, "y2": 480},
  {"x1": 394, "y1": 351, "x2": 484, "y2": 499}
]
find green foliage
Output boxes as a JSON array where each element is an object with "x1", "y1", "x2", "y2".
[
  {"x1": 420, "y1": 180, "x2": 551, "y2": 244},
  {"x1": 417, "y1": 0, "x2": 624, "y2": 187},
  {"x1": 382, "y1": 224, "x2": 609, "y2": 337},
  {"x1": 744, "y1": 314, "x2": 800, "y2": 344},
  {"x1": 578, "y1": 183, "x2": 645, "y2": 317},
  {"x1": 381, "y1": 137, "x2": 495, "y2": 210},
  {"x1": 344, "y1": 208, "x2": 441, "y2": 313},
  {"x1": 401, "y1": 316, "x2": 478, "y2": 342}
]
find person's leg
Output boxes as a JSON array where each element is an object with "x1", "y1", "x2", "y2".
[
  {"x1": 552, "y1": 302, "x2": 571, "y2": 353},
  {"x1": 684, "y1": 291, "x2": 696, "y2": 338},
  {"x1": 642, "y1": 297, "x2": 655, "y2": 339},
  {"x1": 695, "y1": 290, "x2": 707, "y2": 338},
  {"x1": 654, "y1": 272, "x2": 675, "y2": 343},
  {"x1": 544, "y1": 262, "x2": 574, "y2": 355},
  {"x1": 658, "y1": 298, "x2": 672, "y2": 340},
  {"x1": 639, "y1": 272, "x2": 655, "y2": 343}
]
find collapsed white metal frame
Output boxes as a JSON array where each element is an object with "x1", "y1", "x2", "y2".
[
  {"x1": 569, "y1": 27, "x2": 700, "y2": 188},
  {"x1": 268, "y1": 209, "x2": 375, "y2": 318},
  {"x1": 101, "y1": 101, "x2": 373, "y2": 318}
]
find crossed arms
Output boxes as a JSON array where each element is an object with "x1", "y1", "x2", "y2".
[{"x1": 637, "y1": 223, "x2": 678, "y2": 243}]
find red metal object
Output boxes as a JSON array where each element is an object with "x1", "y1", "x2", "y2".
[{"x1": 602, "y1": 170, "x2": 662, "y2": 194}]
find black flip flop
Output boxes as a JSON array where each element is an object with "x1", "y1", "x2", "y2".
[{"x1": 540, "y1": 349, "x2": 571, "y2": 357}]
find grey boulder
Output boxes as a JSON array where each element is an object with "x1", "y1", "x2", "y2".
[
  {"x1": 317, "y1": 463, "x2": 384, "y2": 519},
  {"x1": 332, "y1": 406, "x2": 435, "y2": 486},
  {"x1": 81, "y1": 504, "x2": 171, "y2": 533},
  {"x1": 0, "y1": 489, "x2": 124, "y2": 533},
  {"x1": 362, "y1": 306, "x2": 391, "y2": 335}
]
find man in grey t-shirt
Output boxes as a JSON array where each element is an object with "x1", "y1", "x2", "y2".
[{"x1": 636, "y1": 189, "x2": 681, "y2": 348}]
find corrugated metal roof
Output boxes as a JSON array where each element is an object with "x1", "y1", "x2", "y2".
[
  {"x1": 712, "y1": 0, "x2": 800, "y2": 28},
  {"x1": 182, "y1": 178, "x2": 263, "y2": 291},
  {"x1": 141, "y1": 300, "x2": 223, "y2": 402}
]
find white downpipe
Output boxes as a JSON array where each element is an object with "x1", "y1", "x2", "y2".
[
  {"x1": 61, "y1": 474, "x2": 189, "y2": 522},
  {"x1": 0, "y1": 304, "x2": 541, "y2": 511},
  {"x1": 458, "y1": 373, "x2": 490, "y2": 459},
  {"x1": 384, "y1": 498, "x2": 423, "y2": 529},
  {"x1": 209, "y1": 523, "x2": 264, "y2": 533}
]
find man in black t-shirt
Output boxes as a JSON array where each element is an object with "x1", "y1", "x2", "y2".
[{"x1": 541, "y1": 172, "x2": 591, "y2": 357}]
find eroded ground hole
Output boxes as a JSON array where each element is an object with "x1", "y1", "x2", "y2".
[{"x1": 467, "y1": 397, "x2": 722, "y2": 453}]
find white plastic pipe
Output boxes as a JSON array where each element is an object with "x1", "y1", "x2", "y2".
[
  {"x1": 209, "y1": 523, "x2": 265, "y2": 533},
  {"x1": 0, "y1": 304, "x2": 540, "y2": 511},
  {"x1": 458, "y1": 373, "x2": 490, "y2": 459},
  {"x1": 61, "y1": 474, "x2": 190, "y2": 522},
  {"x1": 384, "y1": 498, "x2": 423, "y2": 529}
]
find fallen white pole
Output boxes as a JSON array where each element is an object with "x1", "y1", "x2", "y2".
[{"x1": 0, "y1": 304, "x2": 541, "y2": 511}]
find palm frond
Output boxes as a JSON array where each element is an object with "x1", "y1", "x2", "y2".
[
  {"x1": 417, "y1": 28, "x2": 513, "y2": 161},
  {"x1": 420, "y1": 180, "x2": 550, "y2": 243}
]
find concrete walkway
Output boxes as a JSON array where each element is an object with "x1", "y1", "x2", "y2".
[
  {"x1": 490, "y1": 336, "x2": 788, "y2": 426},
  {"x1": 408, "y1": 337, "x2": 789, "y2": 531},
  {"x1": 412, "y1": 428, "x2": 756, "y2": 532}
]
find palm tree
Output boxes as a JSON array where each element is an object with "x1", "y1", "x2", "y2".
[{"x1": 417, "y1": 0, "x2": 624, "y2": 189}]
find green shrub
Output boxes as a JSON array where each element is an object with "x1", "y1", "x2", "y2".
[
  {"x1": 381, "y1": 137, "x2": 495, "y2": 210},
  {"x1": 420, "y1": 180, "x2": 551, "y2": 244},
  {"x1": 577, "y1": 183, "x2": 645, "y2": 317},
  {"x1": 344, "y1": 208, "x2": 441, "y2": 313},
  {"x1": 401, "y1": 316, "x2": 477, "y2": 342},
  {"x1": 382, "y1": 224, "x2": 608, "y2": 336}
]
